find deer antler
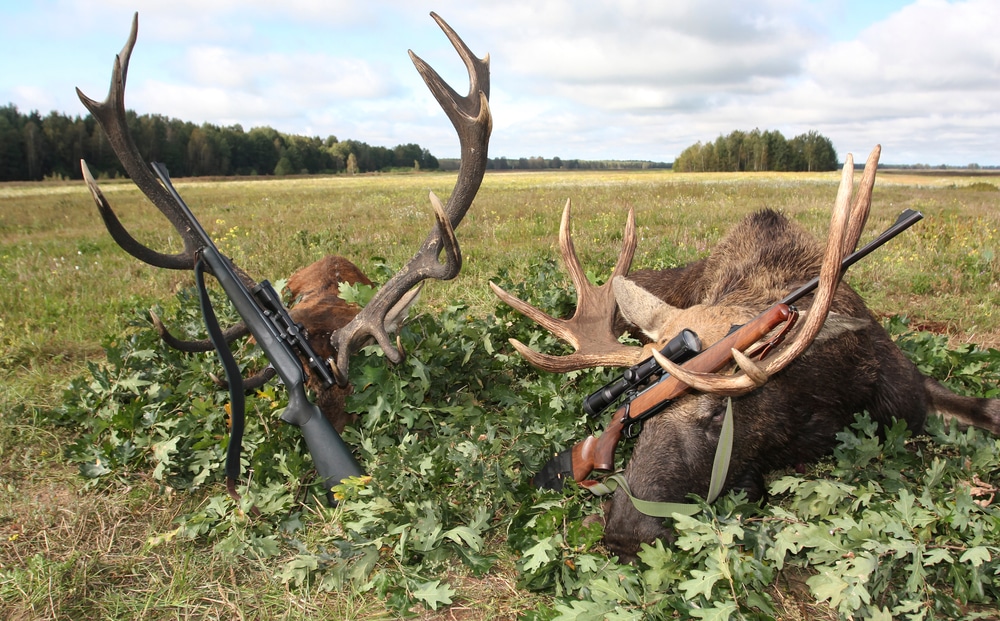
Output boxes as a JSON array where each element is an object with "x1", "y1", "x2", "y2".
[
  {"x1": 149, "y1": 309, "x2": 249, "y2": 352},
  {"x1": 77, "y1": 13, "x2": 261, "y2": 294},
  {"x1": 651, "y1": 146, "x2": 881, "y2": 396},
  {"x1": 79, "y1": 12, "x2": 491, "y2": 390},
  {"x1": 148, "y1": 309, "x2": 277, "y2": 389},
  {"x1": 490, "y1": 199, "x2": 643, "y2": 372},
  {"x1": 328, "y1": 11, "x2": 492, "y2": 385},
  {"x1": 77, "y1": 12, "x2": 274, "y2": 388},
  {"x1": 77, "y1": 14, "x2": 208, "y2": 272}
]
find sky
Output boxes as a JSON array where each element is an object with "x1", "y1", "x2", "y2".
[{"x1": 2, "y1": 0, "x2": 998, "y2": 166}]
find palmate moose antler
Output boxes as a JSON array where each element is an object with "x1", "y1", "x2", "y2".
[
  {"x1": 77, "y1": 12, "x2": 491, "y2": 387},
  {"x1": 489, "y1": 200, "x2": 641, "y2": 372}
]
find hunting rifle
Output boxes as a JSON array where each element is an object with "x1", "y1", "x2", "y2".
[
  {"x1": 533, "y1": 208, "x2": 924, "y2": 491},
  {"x1": 148, "y1": 162, "x2": 362, "y2": 504}
]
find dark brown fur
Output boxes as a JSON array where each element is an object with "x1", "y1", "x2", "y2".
[{"x1": 604, "y1": 209, "x2": 1000, "y2": 561}]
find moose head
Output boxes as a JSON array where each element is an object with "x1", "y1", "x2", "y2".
[
  {"x1": 76, "y1": 12, "x2": 491, "y2": 432},
  {"x1": 494, "y1": 147, "x2": 1000, "y2": 561}
]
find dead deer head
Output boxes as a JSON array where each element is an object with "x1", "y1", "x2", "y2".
[{"x1": 77, "y1": 12, "x2": 491, "y2": 429}]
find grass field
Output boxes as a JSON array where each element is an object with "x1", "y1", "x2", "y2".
[{"x1": 1, "y1": 168, "x2": 999, "y2": 619}]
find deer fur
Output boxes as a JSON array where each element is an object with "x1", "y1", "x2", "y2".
[
  {"x1": 284, "y1": 255, "x2": 372, "y2": 433},
  {"x1": 285, "y1": 255, "x2": 419, "y2": 432}
]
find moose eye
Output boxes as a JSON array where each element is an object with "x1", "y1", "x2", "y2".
[{"x1": 697, "y1": 402, "x2": 728, "y2": 429}]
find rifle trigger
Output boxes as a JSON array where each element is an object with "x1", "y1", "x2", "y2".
[
  {"x1": 620, "y1": 401, "x2": 642, "y2": 439},
  {"x1": 624, "y1": 418, "x2": 644, "y2": 440}
]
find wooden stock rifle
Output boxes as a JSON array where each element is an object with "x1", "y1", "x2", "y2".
[{"x1": 532, "y1": 208, "x2": 924, "y2": 491}]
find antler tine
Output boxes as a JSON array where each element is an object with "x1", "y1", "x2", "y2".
[
  {"x1": 149, "y1": 310, "x2": 250, "y2": 352},
  {"x1": 656, "y1": 147, "x2": 880, "y2": 395},
  {"x1": 842, "y1": 145, "x2": 880, "y2": 255},
  {"x1": 329, "y1": 12, "x2": 492, "y2": 385},
  {"x1": 490, "y1": 200, "x2": 645, "y2": 373},
  {"x1": 411, "y1": 11, "x2": 492, "y2": 211},
  {"x1": 76, "y1": 12, "x2": 200, "y2": 270}
]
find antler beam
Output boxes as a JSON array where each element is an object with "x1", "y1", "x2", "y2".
[
  {"x1": 328, "y1": 11, "x2": 492, "y2": 385},
  {"x1": 77, "y1": 14, "x2": 202, "y2": 271}
]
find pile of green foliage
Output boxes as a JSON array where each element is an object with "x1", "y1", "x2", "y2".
[{"x1": 47, "y1": 263, "x2": 1000, "y2": 619}]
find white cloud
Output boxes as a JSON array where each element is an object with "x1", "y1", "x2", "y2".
[
  {"x1": 460, "y1": 0, "x2": 1000, "y2": 164},
  {"x1": 807, "y1": 0, "x2": 1000, "y2": 92},
  {"x1": 181, "y1": 47, "x2": 393, "y2": 100},
  {"x1": 2, "y1": 0, "x2": 998, "y2": 164}
]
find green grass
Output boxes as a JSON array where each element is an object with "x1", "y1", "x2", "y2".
[{"x1": 2, "y1": 169, "x2": 999, "y2": 620}]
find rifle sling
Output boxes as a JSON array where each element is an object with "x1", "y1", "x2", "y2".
[
  {"x1": 194, "y1": 258, "x2": 246, "y2": 501},
  {"x1": 583, "y1": 397, "x2": 735, "y2": 519}
]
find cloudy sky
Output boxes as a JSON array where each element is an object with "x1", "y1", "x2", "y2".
[{"x1": 2, "y1": 0, "x2": 997, "y2": 166}]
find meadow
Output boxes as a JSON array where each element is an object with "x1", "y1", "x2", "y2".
[{"x1": 1, "y1": 168, "x2": 999, "y2": 620}]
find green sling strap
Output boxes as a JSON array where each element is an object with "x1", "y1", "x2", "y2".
[{"x1": 582, "y1": 397, "x2": 734, "y2": 519}]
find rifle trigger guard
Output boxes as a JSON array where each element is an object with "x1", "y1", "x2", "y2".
[
  {"x1": 621, "y1": 396, "x2": 675, "y2": 439},
  {"x1": 624, "y1": 419, "x2": 644, "y2": 440},
  {"x1": 620, "y1": 402, "x2": 642, "y2": 439}
]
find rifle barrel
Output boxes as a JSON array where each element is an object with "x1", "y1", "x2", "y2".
[{"x1": 778, "y1": 209, "x2": 923, "y2": 307}]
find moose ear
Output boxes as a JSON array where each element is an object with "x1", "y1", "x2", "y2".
[
  {"x1": 807, "y1": 313, "x2": 869, "y2": 344},
  {"x1": 612, "y1": 276, "x2": 683, "y2": 342}
]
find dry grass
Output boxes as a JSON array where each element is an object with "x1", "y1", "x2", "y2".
[{"x1": 2, "y1": 168, "x2": 999, "y2": 619}]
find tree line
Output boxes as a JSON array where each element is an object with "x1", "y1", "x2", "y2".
[
  {"x1": 672, "y1": 129, "x2": 839, "y2": 172},
  {"x1": 0, "y1": 104, "x2": 440, "y2": 181}
]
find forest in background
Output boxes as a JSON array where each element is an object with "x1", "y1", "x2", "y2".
[
  {"x1": 672, "y1": 128, "x2": 839, "y2": 172},
  {"x1": 0, "y1": 104, "x2": 440, "y2": 181},
  {"x1": 442, "y1": 156, "x2": 670, "y2": 171},
  {"x1": 0, "y1": 103, "x2": 674, "y2": 181},
  {"x1": 6, "y1": 103, "x2": 994, "y2": 181}
]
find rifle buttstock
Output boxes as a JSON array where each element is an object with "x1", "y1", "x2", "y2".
[{"x1": 281, "y1": 398, "x2": 362, "y2": 495}]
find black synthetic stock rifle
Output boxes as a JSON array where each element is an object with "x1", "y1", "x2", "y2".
[
  {"x1": 150, "y1": 162, "x2": 362, "y2": 503},
  {"x1": 533, "y1": 208, "x2": 924, "y2": 491}
]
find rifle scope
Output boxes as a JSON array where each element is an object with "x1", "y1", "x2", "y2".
[
  {"x1": 582, "y1": 328, "x2": 701, "y2": 418},
  {"x1": 252, "y1": 280, "x2": 337, "y2": 389}
]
